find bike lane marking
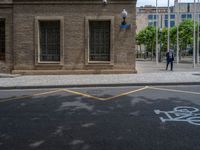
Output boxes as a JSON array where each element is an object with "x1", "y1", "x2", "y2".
[
  {"x1": 154, "y1": 106, "x2": 200, "y2": 126},
  {"x1": 149, "y1": 86, "x2": 200, "y2": 95},
  {"x1": 148, "y1": 86, "x2": 200, "y2": 126}
]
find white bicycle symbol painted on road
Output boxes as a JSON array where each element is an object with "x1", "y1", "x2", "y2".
[{"x1": 154, "y1": 106, "x2": 200, "y2": 126}]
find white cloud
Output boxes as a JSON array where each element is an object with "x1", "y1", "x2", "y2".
[{"x1": 137, "y1": 0, "x2": 196, "y2": 7}]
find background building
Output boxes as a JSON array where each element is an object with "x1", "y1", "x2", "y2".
[
  {"x1": 137, "y1": 1, "x2": 200, "y2": 33},
  {"x1": 136, "y1": 5, "x2": 171, "y2": 33},
  {"x1": 136, "y1": 0, "x2": 200, "y2": 57},
  {"x1": 0, "y1": 0, "x2": 137, "y2": 74}
]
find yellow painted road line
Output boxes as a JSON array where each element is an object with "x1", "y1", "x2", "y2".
[
  {"x1": 62, "y1": 89, "x2": 106, "y2": 101},
  {"x1": 0, "y1": 89, "x2": 62, "y2": 103},
  {"x1": 0, "y1": 95, "x2": 34, "y2": 103},
  {"x1": 0, "y1": 86, "x2": 149, "y2": 103},
  {"x1": 33, "y1": 89, "x2": 63, "y2": 96},
  {"x1": 63, "y1": 86, "x2": 149, "y2": 101},
  {"x1": 103, "y1": 86, "x2": 149, "y2": 101},
  {"x1": 149, "y1": 86, "x2": 200, "y2": 95}
]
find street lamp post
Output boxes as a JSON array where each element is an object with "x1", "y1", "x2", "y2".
[
  {"x1": 159, "y1": 27, "x2": 162, "y2": 62},
  {"x1": 167, "y1": 0, "x2": 170, "y2": 52},
  {"x1": 193, "y1": 0, "x2": 196, "y2": 68},
  {"x1": 177, "y1": 0, "x2": 180, "y2": 64},
  {"x1": 156, "y1": 0, "x2": 158, "y2": 64},
  {"x1": 197, "y1": 0, "x2": 200, "y2": 64}
]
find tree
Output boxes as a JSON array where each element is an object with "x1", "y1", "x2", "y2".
[
  {"x1": 170, "y1": 26, "x2": 177, "y2": 48},
  {"x1": 145, "y1": 26, "x2": 156, "y2": 57},
  {"x1": 160, "y1": 27, "x2": 168, "y2": 52},
  {"x1": 178, "y1": 20, "x2": 194, "y2": 55},
  {"x1": 136, "y1": 29, "x2": 146, "y2": 58},
  {"x1": 136, "y1": 20, "x2": 199, "y2": 60},
  {"x1": 136, "y1": 26, "x2": 156, "y2": 59}
]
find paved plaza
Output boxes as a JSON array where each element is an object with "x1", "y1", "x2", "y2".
[{"x1": 0, "y1": 61, "x2": 200, "y2": 89}]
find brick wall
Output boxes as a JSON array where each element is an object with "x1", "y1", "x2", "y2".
[{"x1": 2, "y1": 0, "x2": 137, "y2": 74}]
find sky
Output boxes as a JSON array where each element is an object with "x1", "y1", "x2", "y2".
[{"x1": 137, "y1": 0, "x2": 195, "y2": 7}]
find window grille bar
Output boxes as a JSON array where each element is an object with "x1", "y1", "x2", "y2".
[
  {"x1": 39, "y1": 21, "x2": 60, "y2": 62},
  {"x1": 89, "y1": 21, "x2": 110, "y2": 62},
  {"x1": 0, "y1": 18, "x2": 5, "y2": 60}
]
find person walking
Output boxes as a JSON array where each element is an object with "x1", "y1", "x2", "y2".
[{"x1": 166, "y1": 49, "x2": 174, "y2": 71}]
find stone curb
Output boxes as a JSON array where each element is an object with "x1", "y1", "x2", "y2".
[
  {"x1": 0, "y1": 82, "x2": 200, "y2": 90},
  {"x1": 0, "y1": 74, "x2": 21, "y2": 78}
]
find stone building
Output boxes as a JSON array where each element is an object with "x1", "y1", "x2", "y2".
[
  {"x1": 0, "y1": 0, "x2": 137, "y2": 74},
  {"x1": 136, "y1": 5, "x2": 173, "y2": 34},
  {"x1": 136, "y1": 5, "x2": 171, "y2": 55},
  {"x1": 136, "y1": 1, "x2": 200, "y2": 55},
  {"x1": 136, "y1": 0, "x2": 200, "y2": 34}
]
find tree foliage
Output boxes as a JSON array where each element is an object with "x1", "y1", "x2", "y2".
[
  {"x1": 136, "y1": 19, "x2": 199, "y2": 55},
  {"x1": 178, "y1": 20, "x2": 194, "y2": 51},
  {"x1": 136, "y1": 26, "x2": 156, "y2": 53}
]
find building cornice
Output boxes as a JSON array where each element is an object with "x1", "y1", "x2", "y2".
[
  {"x1": 12, "y1": 0, "x2": 136, "y2": 5},
  {"x1": 0, "y1": 0, "x2": 12, "y2": 4},
  {"x1": 0, "y1": 0, "x2": 137, "y2": 5}
]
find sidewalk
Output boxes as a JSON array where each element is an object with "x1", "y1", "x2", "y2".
[{"x1": 0, "y1": 61, "x2": 200, "y2": 89}]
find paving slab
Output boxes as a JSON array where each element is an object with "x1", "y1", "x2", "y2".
[{"x1": 0, "y1": 61, "x2": 200, "y2": 89}]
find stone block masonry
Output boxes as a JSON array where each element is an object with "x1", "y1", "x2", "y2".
[{"x1": 0, "y1": 0, "x2": 137, "y2": 74}]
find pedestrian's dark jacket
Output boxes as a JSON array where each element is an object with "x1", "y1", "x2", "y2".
[{"x1": 166, "y1": 51, "x2": 174, "y2": 62}]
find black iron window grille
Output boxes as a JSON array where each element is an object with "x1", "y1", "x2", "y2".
[
  {"x1": 39, "y1": 21, "x2": 60, "y2": 62},
  {"x1": 0, "y1": 18, "x2": 5, "y2": 61},
  {"x1": 89, "y1": 21, "x2": 110, "y2": 61}
]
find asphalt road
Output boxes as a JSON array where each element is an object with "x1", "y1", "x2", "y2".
[{"x1": 0, "y1": 85, "x2": 200, "y2": 150}]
